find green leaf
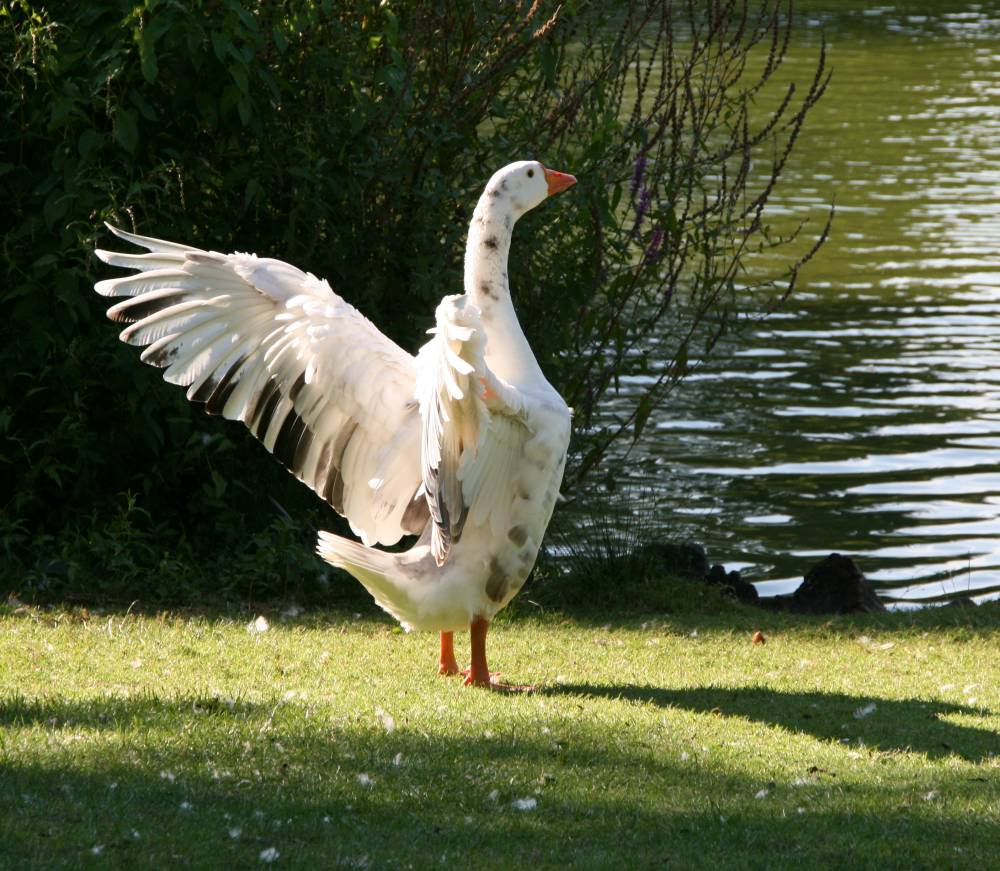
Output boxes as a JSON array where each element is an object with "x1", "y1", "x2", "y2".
[
  {"x1": 115, "y1": 108, "x2": 138, "y2": 153},
  {"x1": 576, "y1": 444, "x2": 605, "y2": 482},
  {"x1": 349, "y1": 106, "x2": 367, "y2": 135},
  {"x1": 539, "y1": 41, "x2": 557, "y2": 87},
  {"x1": 77, "y1": 129, "x2": 103, "y2": 159},
  {"x1": 244, "y1": 178, "x2": 262, "y2": 208},
  {"x1": 211, "y1": 470, "x2": 227, "y2": 499},
  {"x1": 610, "y1": 183, "x2": 622, "y2": 214},
  {"x1": 138, "y1": 25, "x2": 158, "y2": 83},
  {"x1": 674, "y1": 341, "x2": 689, "y2": 378},
  {"x1": 230, "y1": 62, "x2": 249, "y2": 96},
  {"x1": 383, "y1": 9, "x2": 399, "y2": 47},
  {"x1": 273, "y1": 24, "x2": 289, "y2": 53},
  {"x1": 43, "y1": 191, "x2": 68, "y2": 226},
  {"x1": 633, "y1": 391, "x2": 654, "y2": 443},
  {"x1": 237, "y1": 93, "x2": 251, "y2": 126},
  {"x1": 210, "y1": 30, "x2": 229, "y2": 62},
  {"x1": 48, "y1": 95, "x2": 77, "y2": 131},
  {"x1": 129, "y1": 90, "x2": 158, "y2": 121},
  {"x1": 664, "y1": 205, "x2": 678, "y2": 234}
]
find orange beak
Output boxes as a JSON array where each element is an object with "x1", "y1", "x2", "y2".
[{"x1": 543, "y1": 166, "x2": 577, "y2": 196}]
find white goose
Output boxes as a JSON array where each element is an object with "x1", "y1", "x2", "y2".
[{"x1": 94, "y1": 161, "x2": 576, "y2": 689}]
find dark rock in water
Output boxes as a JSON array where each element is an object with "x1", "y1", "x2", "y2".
[
  {"x1": 642, "y1": 541, "x2": 710, "y2": 581},
  {"x1": 726, "y1": 569, "x2": 759, "y2": 605},
  {"x1": 642, "y1": 543, "x2": 882, "y2": 614},
  {"x1": 786, "y1": 553, "x2": 884, "y2": 614},
  {"x1": 706, "y1": 563, "x2": 727, "y2": 585},
  {"x1": 707, "y1": 563, "x2": 759, "y2": 603},
  {"x1": 641, "y1": 543, "x2": 762, "y2": 604}
]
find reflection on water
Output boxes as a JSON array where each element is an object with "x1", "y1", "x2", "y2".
[{"x1": 605, "y1": 3, "x2": 1000, "y2": 605}]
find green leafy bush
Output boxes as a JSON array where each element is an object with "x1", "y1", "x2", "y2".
[{"x1": 1, "y1": 1, "x2": 826, "y2": 603}]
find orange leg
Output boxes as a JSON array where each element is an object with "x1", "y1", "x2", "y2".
[
  {"x1": 462, "y1": 617, "x2": 534, "y2": 692},
  {"x1": 438, "y1": 631, "x2": 461, "y2": 676},
  {"x1": 463, "y1": 617, "x2": 492, "y2": 687}
]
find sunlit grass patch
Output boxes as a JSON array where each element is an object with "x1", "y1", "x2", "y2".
[{"x1": 1, "y1": 600, "x2": 997, "y2": 869}]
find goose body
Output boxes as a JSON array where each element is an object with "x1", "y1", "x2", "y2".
[{"x1": 94, "y1": 161, "x2": 575, "y2": 687}]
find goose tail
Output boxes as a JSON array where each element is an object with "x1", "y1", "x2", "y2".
[{"x1": 317, "y1": 531, "x2": 421, "y2": 630}]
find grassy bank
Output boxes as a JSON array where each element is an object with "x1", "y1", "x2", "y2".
[{"x1": 1, "y1": 590, "x2": 997, "y2": 869}]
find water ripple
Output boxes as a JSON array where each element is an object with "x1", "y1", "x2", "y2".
[{"x1": 602, "y1": 4, "x2": 1000, "y2": 605}]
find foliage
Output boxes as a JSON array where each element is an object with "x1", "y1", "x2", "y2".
[
  {"x1": 521, "y1": 488, "x2": 735, "y2": 615},
  {"x1": 0, "y1": 0, "x2": 827, "y2": 602},
  {"x1": 550, "y1": 1, "x2": 832, "y2": 481},
  {"x1": 521, "y1": 483, "x2": 761, "y2": 615}
]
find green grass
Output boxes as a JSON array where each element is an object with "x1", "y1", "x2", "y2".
[{"x1": 1, "y1": 589, "x2": 997, "y2": 870}]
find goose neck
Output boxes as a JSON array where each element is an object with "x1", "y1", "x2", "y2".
[{"x1": 465, "y1": 204, "x2": 514, "y2": 309}]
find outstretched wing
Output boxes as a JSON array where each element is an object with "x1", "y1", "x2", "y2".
[
  {"x1": 94, "y1": 223, "x2": 428, "y2": 546},
  {"x1": 415, "y1": 294, "x2": 530, "y2": 565}
]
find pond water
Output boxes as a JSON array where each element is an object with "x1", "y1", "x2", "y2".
[{"x1": 607, "y1": 2, "x2": 1000, "y2": 605}]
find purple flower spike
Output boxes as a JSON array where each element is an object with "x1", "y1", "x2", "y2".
[
  {"x1": 645, "y1": 227, "x2": 664, "y2": 264},
  {"x1": 634, "y1": 186, "x2": 652, "y2": 228},
  {"x1": 631, "y1": 153, "x2": 647, "y2": 200}
]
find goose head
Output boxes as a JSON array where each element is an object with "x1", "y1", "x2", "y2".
[
  {"x1": 466, "y1": 160, "x2": 577, "y2": 295},
  {"x1": 480, "y1": 161, "x2": 577, "y2": 220}
]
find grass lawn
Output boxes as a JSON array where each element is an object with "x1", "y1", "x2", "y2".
[{"x1": 1, "y1": 589, "x2": 997, "y2": 870}]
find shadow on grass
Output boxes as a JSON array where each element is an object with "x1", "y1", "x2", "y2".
[
  {"x1": 8, "y1": 686, "x2": 988, "y2": 766},
  {"x1": 543, "y1": 683, "x2": 997, "y2": 761},
  {"x1": 0, "y1": 691, "x2": 269, "y2": 731},
  {"x1": 1, "y1": 693, "x2": 995, "y2": 869}
]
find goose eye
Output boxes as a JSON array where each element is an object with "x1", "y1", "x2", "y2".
[{"x1": 527, "y1": 169, "x2": 534, "y2": 178}]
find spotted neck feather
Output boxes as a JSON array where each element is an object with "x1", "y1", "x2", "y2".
[{"x1": 464, "y1": 184, "x2": 545, "y2": 386}]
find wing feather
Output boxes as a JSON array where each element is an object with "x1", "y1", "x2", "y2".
[
  {"x1": 415, "y1": 295, "x2": 530, "y2": 565},
  {"x1": 94, "y1": 223, "x2": 424, "y2": 547}
]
